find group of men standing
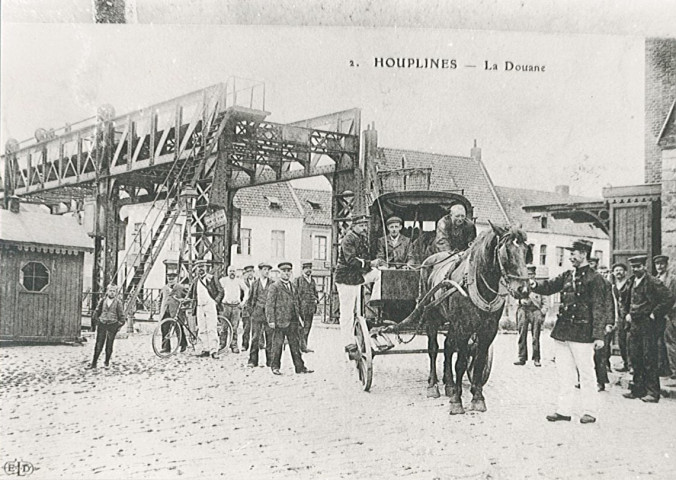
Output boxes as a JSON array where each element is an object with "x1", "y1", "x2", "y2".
[
  {"x1": 514, "y1": 238, "x2": 675, "y2": 424},
  {"x1": 158, "y1": 260, "x2": 318, "y2": 375}
]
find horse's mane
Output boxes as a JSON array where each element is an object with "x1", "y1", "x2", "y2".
[{"x1": 470, "y1": 224, "x2": 528, "y2": 272}]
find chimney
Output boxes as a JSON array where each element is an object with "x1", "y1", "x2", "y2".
[
  {"x1": 363, "y1": 122, "x2": 378, "y2": 161},
  {"x1": 555, "y1": 185, "x2": 570, "y2": 196},
  {"x1": 470, "y1": 139, "x2": 482, "y2": 161},
  {"x1": 8, "y1": 195, "x2": 20, "y2": 214}
]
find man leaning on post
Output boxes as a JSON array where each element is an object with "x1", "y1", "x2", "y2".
[{"x1": 529, "y1": 239, "x2": 613, "y2": 424}]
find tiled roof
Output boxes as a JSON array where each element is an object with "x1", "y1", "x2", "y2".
[
  {"x1": 294, "y1": 188, "x2": 332, "y2": 226},
  {"x1": 379, "y1": 148, "x2": 509, "y2": 224},
  {"x1": 495, "y1": 186, "x2": 607, "y2": 239},
  {"x1": 0, "y1": 209, "x2": 93, "y2": 252},
  {"x1": 233, "y1": 182, "x2": 303, "y2": 218}
]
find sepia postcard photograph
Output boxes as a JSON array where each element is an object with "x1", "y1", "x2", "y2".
[{"x1": 1, "y1": 1, "x2": 675, "y2": 479}]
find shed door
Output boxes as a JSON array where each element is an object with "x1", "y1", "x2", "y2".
[
  {"x1": 16, "y1": 293, "x2": 50, "y2": 337},
  {"x1": 611, "y1": 202, "x2": 654, "y2": 269}
]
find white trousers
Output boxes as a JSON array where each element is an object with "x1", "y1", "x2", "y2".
[
  {"x1": 196, "y1": 301, "x2": 219, "y2": 354},
  {"x1": 554, "y1": 339, "x2": 599, "y2": 418},
  {"x1": 336, "y1": 269, "x2": 381, "y2": 347}
]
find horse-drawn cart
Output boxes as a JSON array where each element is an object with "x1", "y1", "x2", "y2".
[{"x1": 348, "y1": 191, "x2": 532, "y2": 415}]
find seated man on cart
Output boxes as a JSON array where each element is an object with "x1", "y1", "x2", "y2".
[
  {"x1": 419, "y1": 203, "x2": 477, "y2": 299},
  {"x1": 376, "y1": 216, "x2": 415, "y2": 269}
]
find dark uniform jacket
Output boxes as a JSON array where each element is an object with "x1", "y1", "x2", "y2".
[
  {"x1": 533, "y1": 264, "x2": 612, "y2": 343},
  {"x1": 159, "y1": 283, "x2": 187, "y2": 318},
  {"x1": 335, "y1": 229, "x2": 372, "y2": 285},
  {"x1": 629, "y1": 274, "x2": 674, "y2": 320},
  {"x1": 434, "y1": 216, "x2": 477, "y2": 253},
  {"x1": 377, "y1": 235, "x2": 415, "y2": 267},
  {"x1": 247, "y1": 278, "x2": 272, "y2": 323},
  {"x1": 265, "y1": 280, "x2": 302, "y2": 328},
  {"x1": 294, "y1": 275, "x2": 319, "y2": 315},
  {"x1": 657, "y1": 272, "x2": 676, "y2": 320}
]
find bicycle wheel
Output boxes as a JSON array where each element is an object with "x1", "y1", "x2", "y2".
[
  {"x1": 217, "y1": 315, "x2": 234, "y2": 354},
  {"x1": 152, "y1": 319, "x2": 183, "y2": 358}
]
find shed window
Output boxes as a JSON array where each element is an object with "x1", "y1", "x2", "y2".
[{"x1": 21, "y1": 262, "x2": 49, "y2": 292}]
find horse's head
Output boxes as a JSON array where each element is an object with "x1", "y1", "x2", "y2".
[{"x1": 490, "y1": 222, "x2": 531, "y2": 300}]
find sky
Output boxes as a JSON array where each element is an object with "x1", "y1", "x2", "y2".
[{"x1": 1, "y1": 24, "x2": 645, "y2": 197}]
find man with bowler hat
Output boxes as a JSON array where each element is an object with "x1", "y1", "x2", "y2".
[
  {"x1": 623, "y1": 255, "x2": 674, "y2": 402},
  {"x1": 530, "y1": 239, "x2": 613, "y2": 424},
  {"x1": 653, "y1": 255, "x2": 676, "y2": 379},
  {"x1": 294, "y1": 262, "x2": 319, "y2": 353},
  {"x1": 377, "y1": 216, "x2": 415, "y2": 268},
  {"x1": 266, "y1": 261, "x2": 313, "y2": 375},
  {"x1": 247, "y1": 262, "x2": 274, "y2": 368},
  {"x1": 514, "y1": 265, "x2": 546, "y2": 367}
]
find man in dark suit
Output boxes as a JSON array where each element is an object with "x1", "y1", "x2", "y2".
[
  {"x1": 623, "y1": 255, "x2": 674, "y2": 403},
  {"x1": 611, "y1": 262, "x2": 633, "y2": 372},
  {"x1": 294, "y1": 262, "x2": 319, "y2": 353},
  {"x1": 241, "y1": 265, "x2": 255, "y2": 351},
  {"x1": 266, "y1": 261, "x2": 313, "y2": 375},
  {"x1": 514, "y1": 265, "x2": 546, "y2": 367},
  {"x1": 247, "y1": 262, "x2": 274, "y2": 368},
  {"x1": 89, "y1": 284, "x2": 126, "y2": 369},
  {"x1": 158, "y1": 272, "x2": 188, "y2": 353}
]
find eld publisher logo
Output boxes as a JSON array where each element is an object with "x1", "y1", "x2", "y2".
[{"x1": 3, "y1": 461, "x2": 34, "y2": 476}]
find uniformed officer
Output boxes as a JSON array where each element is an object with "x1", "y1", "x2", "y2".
[
  {"x1": 376, "y1": 216, "x2": 415, "y2": 268},
  {"x1": 622, "y1": 255, "x2": 674, "y2": 403},
  {"x1": 514, "y1": 265, "x2": 546, "y2": 367},
  {"x1": 335, "y1": 214, "x2": 381, "y2": 359},
  {"x1": 530, "y1": 239, "x2": 613, "y2": 424}
]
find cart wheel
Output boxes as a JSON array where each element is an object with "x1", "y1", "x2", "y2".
[
  {"x1": 152, "y1": 319, "x2": 183, "y2": 358},
  {"x1": 353, "y1": 315, "x2": 373, "y2": 392},
  {"x1": 467, "y1": 343, "x2": 493, "y2": 385},
  {"x1": 217, "y1": 315, "x2": 234, "y2": 355}
]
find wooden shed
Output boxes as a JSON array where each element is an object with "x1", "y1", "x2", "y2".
[{"x1": 0, "y1": 200, "x2": 93, "y2": 342}]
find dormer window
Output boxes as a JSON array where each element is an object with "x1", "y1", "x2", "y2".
[
  {"x1": 265, "y1": 196, "x2": 282, "y2": 208},
  {"x1": 307, "y1": 200, "x2": 321, "y2": 210},
  {"x1": 540, "y1": 215, "x2": 548, "y2": 229}
]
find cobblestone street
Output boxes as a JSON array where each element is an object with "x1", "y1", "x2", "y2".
[{"x1": 1, "y1": 325, "x2": 675, "y2": 479}]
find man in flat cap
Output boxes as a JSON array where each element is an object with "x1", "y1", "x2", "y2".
[
  {"x1": 247, "y1": 262, "x2": 274, "y2": 368},
  {"x1": 266, "y1": 261, "x2": 313, "y2": 375},
  {"x1": 240, "y1": 265, "x2": 255, "y2": 352},
  {"x1": 654, "y1": 255, "x2": 676, "y2": 380},
  {"x1": 623, "y1": 255, "x2": 674, "y2": 402},
  {"x1": 611, "y1": 262, "x2": 632, "y2": 372},
  {"x1": 294, "y1": 262, "x2": 319, "y2": 353},
  {"x1": 530, "y1": 239, "x2": 613, "y2": 424},
  {"x1": 377, "y1": 216, "x2": 415, "y2": 269},
  {"x1": 514, "y1": 265, "x2": 546, "y2": 367},
  {"x1": 335, "y1": 214, "x2": 381, "y2": 360},
  {"x1": 192, "y1": 260, "x2": 224, "y2": 359}
]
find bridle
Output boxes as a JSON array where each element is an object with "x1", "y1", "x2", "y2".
[{"x1": 480, "y1": 232, "x2": 529, "y2": 299}]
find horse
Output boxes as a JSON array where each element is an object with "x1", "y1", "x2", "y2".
[{"x1": 417, "y1": 223, "x2": 532, "y2": 414}]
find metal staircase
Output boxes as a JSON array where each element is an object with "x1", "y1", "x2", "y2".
[{"x1": 121, "y1": 107, "x2": 230, "y2": 316}]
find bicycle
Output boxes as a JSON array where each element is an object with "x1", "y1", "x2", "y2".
[{"x1": 152, "y1": 298, "x2": 234, "y2": 358}]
